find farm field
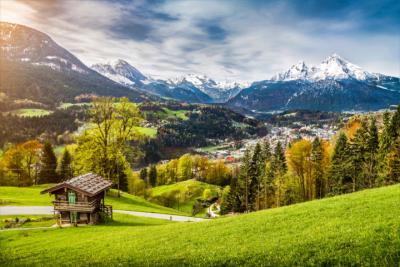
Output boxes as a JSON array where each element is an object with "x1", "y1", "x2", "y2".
[
  {"x1": 1, "y1": 184, "x2": 398, "y2": 266},
  {"x1": 0, "y1": 186, "x2": 186, "y2": 215},
  {"x1": 7, "y1": 108, "x2": 53, "y2": 117},
  {"x1": 134, "y1": 126, "x2": 157, "y2": 138}
]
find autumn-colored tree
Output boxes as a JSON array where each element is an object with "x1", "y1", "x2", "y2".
[{"x1": 2, "y1": 140, "x2": 42, "y2": 186}]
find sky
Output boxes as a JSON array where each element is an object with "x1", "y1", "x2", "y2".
[{"x1": 1, "y1": 0, "x2": 399, "y2": 81}]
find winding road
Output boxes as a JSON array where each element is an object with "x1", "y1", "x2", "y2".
[{"x1": 0, "y1": 206, "x2": 204, "y2": 222}]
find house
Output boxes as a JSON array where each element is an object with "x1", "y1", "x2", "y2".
[{"x1": 41, "y1": 173, "x2": 113, "y2": 225}]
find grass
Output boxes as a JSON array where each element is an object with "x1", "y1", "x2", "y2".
[
  {"x1": 134, "y1": 126, "x2": 157, "y2": 138},
  {"x1": 57, "y1": 102, "x2": 91, "y2": 109},
  {"x1": 162, "y1": 108, "x2": 189, "y2": 120},
  {"x1": 7, "y1": 108, "x2": 52, "y2": 117},
  {"x1": 151, "y1": 179, "x2": 220, "y2": 215},
  {"x1": 0, "y1": 185, "x2": 398, "y2": 266},
  {"x1": 0, "y1": 215, "x2": 56, "y2": 229},
  {"x1": 0, "y1": 185, "x2": 185, "y2": 215}
]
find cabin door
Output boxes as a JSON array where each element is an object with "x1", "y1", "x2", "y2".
[{"x1": 68, "y1": 191, "x2": 78, "y2": 224}]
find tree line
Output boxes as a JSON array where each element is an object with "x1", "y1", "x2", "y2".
[{"x1": 221, "y1": 106, "x2": 400, "y2": 214}]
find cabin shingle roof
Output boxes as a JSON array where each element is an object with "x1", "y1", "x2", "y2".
[{"x1": 41, "y1": 173, "x2": 113, "y2": 196}]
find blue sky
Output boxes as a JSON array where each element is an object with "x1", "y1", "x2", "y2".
[{"x1": 1, "y1": 0, "x2": 399, "y2": 81}]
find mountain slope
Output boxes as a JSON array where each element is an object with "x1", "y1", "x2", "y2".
[
  {"x1": 0, "y1": 22, "x2": 151, "y2": 106},
  {"x1": 1, "y1": 184, "x2": 399, "y2": 266},
  {"x1": 229, "y1": 54, "x2": 400, "y2": 112}
]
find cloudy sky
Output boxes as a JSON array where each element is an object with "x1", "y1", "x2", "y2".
[{"x1": 1, "y1": 0, "x2": 399, "y2": 81}]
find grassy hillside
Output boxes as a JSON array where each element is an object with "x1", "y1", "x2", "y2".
[
  {"x1": 151, "y1": 179, "x2": 220, "y2": 215},
  {"x1": 0, "y1": 185, "x2": 185, "y2": 215},
  {"x1": 0, "y1": 185, "x2": 399, "y2": 266}
]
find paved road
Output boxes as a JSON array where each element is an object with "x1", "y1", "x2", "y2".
[{"x1": 0, "y1": 206, "x2": 204, "y2": 222}]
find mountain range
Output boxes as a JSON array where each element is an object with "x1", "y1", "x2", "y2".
[
  {"x1": 1, "y1": 22, "x2": 399, "y2": 112},
  {"x1": 228, "y1": 54, "x2": 400, "y2": 112},
  {"x1": 92, "y1": 61, "x2": 247, "y2": 103}
]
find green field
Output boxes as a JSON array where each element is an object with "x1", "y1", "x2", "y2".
[
  {"x1": 162, "y1": 108, "x2": 189, "y2": 120},
  {"x1": 7, "y1": 108, "x2": 52, "y2": 117},
  {"x1": 57, "y1": 102, "x2": 92, "y2": 109},
  {"x1": 0, "y1": 215, "x2": 56, "y2": 229},
  {"x1": 0, "y1": 185, "x2": 185, "y2": 215},
  {"x1": 151, "y1": 180, "x2": 220, "y2": 215},
  {"x1": 0, "y1": 185, "x2": 398, "y2": 266},
  {"x1": 134, "y1": 126, "x2": 157, "y2": 138}
]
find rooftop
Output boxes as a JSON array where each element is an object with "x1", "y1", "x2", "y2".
[{"x1": 41, "y1": 173, "x2": 113, "y2": 197}]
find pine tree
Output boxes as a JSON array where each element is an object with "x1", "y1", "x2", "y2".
[
  {"x1": 365, "y1": 117, "x2": 379, "y2": 187},
  {"x1": 148, "y1": 164, "x2": 157, "y2": 187},
  {"x1": 311, "y1": 137, "x2": 325, "y2": 198},
  {"x1": 386, "y1": 137, "x2": 400, "y2": 184},
  {"x1": 272, "y1": 142, "x2": 287, "y2": 207},
  {"x1": 58, "y1": 149, "x2": 72, "y2": 181},
  {"x1": 329, "y1": 133, "x2": 350, "y2": 194},
  {"x1": 139, "y1": 168, "x2": 148, "y2": 183},
  {"x1": 38, "y1": 142, "x2": 58, "y2": 184},
  {"x1": 248, "y1": 143, "x2": 264, "y2": 210},
  {"x1": 350, "y1": 120, "x2": 369, "y2": 190}
]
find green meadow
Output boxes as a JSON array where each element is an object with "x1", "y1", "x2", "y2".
[
  {"x1": 1, "y1": 185, "x2": 397, "y2": 266},
  {"x1": 7, "y1": 108, "x2": 52, "y2": 117},
  {"x1": 151, "y1": 179, "x2": 219, "y2": 215}
]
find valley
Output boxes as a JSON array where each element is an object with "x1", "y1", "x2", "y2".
[{"x1": 0, "y1": 8, "x2": 399, "y2": 267}]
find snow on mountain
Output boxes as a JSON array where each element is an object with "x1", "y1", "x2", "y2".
[
  {"x1": 271, "y1": 61, "x2": 309, "y2": 81},
  {"x1": 271, "y1": 54, "x2": 376, "y2": 82},
  {"x1": 0, "y1": 21, "x2": 89, "y2": 74},
  {"x1": 91, "y1": 59, "x2": 147, "y2": 87}
]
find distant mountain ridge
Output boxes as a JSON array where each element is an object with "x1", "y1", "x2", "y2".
[
  {"x1": 228, "y1": 54, "x2": 400, "y2": 112},
  {"x1": 92, "y1": 61, "x2": 247, "y2": 103}
]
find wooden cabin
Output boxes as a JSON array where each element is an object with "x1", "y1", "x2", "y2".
[{"x1": 41, "y1": 173, "x2": 113, "y2": 224}]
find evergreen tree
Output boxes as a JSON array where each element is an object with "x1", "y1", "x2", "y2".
[
  {"x1": 386, "y1": 137, "x2": 400, "y2": 184},
  {"x1": 148, "y1": 164, "x2": 157, "y2": 187},
  {"x1": 38, "y1": 142, "x2": 58, "y2": 184},
  {"x1": 248, "y1": 143, "x2": 264, "y2": 210},
  {"x1": 58, "y1": 149, "x2": 72, "y2": 181},
  {"x1": 378, "y1": 112, "x2": 393, "y2": 182},
  {"x1": 139, "y1": 168, "x2": 148, "y2": 182},
  {"x1": 238, "y1": 148, "x2": 252, "y2": 212},
  {"x1": 272, "y1": 142, "x2": 287, "y2": 206},
  {"x1": 311, "y1": 137, "x2": 325, "y2": 198},
  {"x1": 365, "y1": 117, "x2": 379, "y2": 187},
  {"x1": 329, "y1": 133, "x2": 350, "y2": 194}
]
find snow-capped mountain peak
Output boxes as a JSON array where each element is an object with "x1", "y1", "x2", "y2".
[
  {"x1": 271, "y1": 54, "x2": 374, "y2": 82},
  {"x1": 311, "y1": 53, "x2": 373, "y2": 81},
  {"x1": 91, "y1": 59, "x2": 147, "y2": 86},
  {"x1": 271, "y1": 61, "x2": 309, "y2": 81}
]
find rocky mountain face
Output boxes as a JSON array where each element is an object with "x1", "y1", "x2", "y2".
[
  {"x1": 0, "y1": 22, "x2": 151, "y2": 105},
  {"x1": 228, "y1": 54, "x2": 400, "y2": 112}
]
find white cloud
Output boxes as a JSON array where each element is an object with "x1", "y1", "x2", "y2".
[{"x1": 1, "y1": 0, "x2": 398, "y2": 81}]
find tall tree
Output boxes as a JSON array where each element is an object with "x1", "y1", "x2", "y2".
[
  {"x1": 365, "y1": 117, "x2": 379, "y2": 187},
  {"x1": 311, "y1": 137, "x2": 325, "y2": 198},
  {"x1": 272, "y1": 141, "x2": 287, "y2": 206},
  {"x1": 58, "y1": 149, "x2": 72, "y2": 181},
  {"x1": 2, "y1": 140, "x2": 42, "y2": 186},
  {"x1": 74, "y1": 97, "x2": 142, "y2": 196},
  {"x1": 329, "y1": 132, "x2": 350, "y2": 194},
  {"x1": 38, "y1": 142, "x2": 58, "y2": 184},
  {"x1": 148, "y1": 164, "x2": 157, "y2": 187}
]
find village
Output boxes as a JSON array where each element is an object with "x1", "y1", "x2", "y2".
[{"x1": 195, "y1": 122, "x2": 338, "y2": 163}]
